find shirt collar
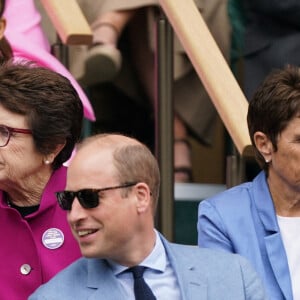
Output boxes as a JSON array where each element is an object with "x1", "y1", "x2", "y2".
[{"x1": 108, "y1": 230, "x2": 167, "y2": 276}]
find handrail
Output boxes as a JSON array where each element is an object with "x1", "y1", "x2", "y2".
[
  {"x1": 158, "y1": 0, "x2": 252, "y2": 156},
  {"x1": 40, "y1": 0, "x2": 93, "y2": 45}
]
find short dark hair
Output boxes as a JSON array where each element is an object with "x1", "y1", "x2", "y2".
[
  {"x1": 113, "y1": 142, "x2": 160, "y2": 212},
  {"x1": 0, "y1": 61, "x2": 83, "y2": 169},
  {"x1": 247, "y1": 65, "x2": 300, "y2": 171}
]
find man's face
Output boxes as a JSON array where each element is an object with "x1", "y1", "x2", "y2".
[{"x1": 66, "y1": 147, "x2": 139, "y2": 262}]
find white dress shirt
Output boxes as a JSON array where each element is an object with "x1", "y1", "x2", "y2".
[{"x1": 107, "y1": 230, "x2": 182, "y2": 299}]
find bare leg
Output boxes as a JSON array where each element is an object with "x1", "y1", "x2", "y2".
[
  {"x1": 174, "y1": 114, "x2": 192, "y2": 182},
  {"x1": 91, "y1": 9, "x2": 136, "y2": 45}
]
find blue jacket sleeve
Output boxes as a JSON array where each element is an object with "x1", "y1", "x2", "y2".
[{"x1": 197, "y1": 199, "x2": 234, "y2": 252}]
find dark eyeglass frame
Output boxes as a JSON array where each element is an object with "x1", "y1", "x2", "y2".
[
  {"x1": 0, "y1": 125, "x2": 32, "y2": 147},
  {"x1": 56, "y1": 182, "x2": 138, "y2": 211}
]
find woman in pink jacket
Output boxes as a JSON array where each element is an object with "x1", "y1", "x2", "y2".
[
  {"x1": 0, "y1": 61, "x2": 83, "y2": 300},
  {"x1": 0, "y1": 1, "x2": 85, "y2": 298}
]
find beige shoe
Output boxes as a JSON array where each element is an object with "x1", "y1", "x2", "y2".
[{"x1": 79, "y1": 43, "x2": 122, "y2": 87}]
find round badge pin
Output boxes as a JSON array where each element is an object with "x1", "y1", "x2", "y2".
[{"x1": 42, "y1": 228, "x2": 64, "y2": 249}]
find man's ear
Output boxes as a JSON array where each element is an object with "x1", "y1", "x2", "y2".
[
  {"x1": 135, "y1": 182, "x2": 152, "y2": 214},
  {"x1": 0, "y1": 18, "x2": 6, "y2": 40},
  {"x1": 254, "y1": 131, "x2": 273, "y2": 162}
]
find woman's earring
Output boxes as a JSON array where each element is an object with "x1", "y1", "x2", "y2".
[{"x1": 44, "y1": 159, "x2": 50, "y2": 165}]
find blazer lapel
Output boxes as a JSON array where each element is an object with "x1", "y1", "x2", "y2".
[
  {"x1": 265, "y1": 233, "x2": 292, "y2": 300},
  {"x1": 85, "y1": 259, "x2": 127, "y2": 300},
  {"x1": 254, "y1": 173, "x2": 292, "y2": 299},
  {"x1": 160, "y1": 235, "x2": 208, "y2": 300},
  {"x1": 178, "y1": 265, "x2": 208, "y2": 300}
]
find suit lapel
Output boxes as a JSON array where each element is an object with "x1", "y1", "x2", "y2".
[
  {"x1": 254, "y1": 173, "x2": 292, "y2": 299},
  {"x1": 160, "y1": 235, "x2": 208, "y2": 300},
  {"x1": 85, "y1": 259, "x2": 127, "y2": 300},
  {"x1": 265, "y1": 233, "x2": 292, "y2": 300},
  {"x1": 178, "y1": 265, "x2": 208, "y2": 300},
  {"x1": 83, "y1": 245, "x2": 208, "y2": 300}
]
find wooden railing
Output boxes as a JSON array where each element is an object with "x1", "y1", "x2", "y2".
[
  {"x1": 40, "y1": 0, "x2": 93, "y2": 45},
  {"x1": 159, "y1": 0, "x2": 252, "y2": 157}
]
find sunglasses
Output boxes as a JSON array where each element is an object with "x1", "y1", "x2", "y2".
[{"x1": 56, "y1": 182, "x2": 138, "y2": 210}]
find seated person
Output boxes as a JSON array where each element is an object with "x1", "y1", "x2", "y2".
[
  {"x1": 65, "y1": 0, "x2": 232, "y2": 182},
  {"x1": 198, "y1": 65, "x2": 300, "y2": 300},
  {"x1": 0, "y1": 61, "x2": 83, "y2": 299},
  {"x1": 30, "y1": 133, "x2": 266, "y2": 299}
]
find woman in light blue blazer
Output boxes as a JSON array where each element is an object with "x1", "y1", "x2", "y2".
[{"x1": 198, "y1": 66, "x2": 300, "y2": 300}]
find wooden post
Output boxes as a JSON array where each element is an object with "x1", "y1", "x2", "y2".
[{"x1": 155, "y1": 14, "x2": 174, "y2": 241}]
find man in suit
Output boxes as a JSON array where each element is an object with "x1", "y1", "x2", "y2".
[{"x1": 30, "y1": 133, "x2": 266, "y2": 299}]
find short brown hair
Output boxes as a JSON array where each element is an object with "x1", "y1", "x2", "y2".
[
  {"x1": 113, "y1": 142, "x2": 160, "y2": 212},
  {"x1": 247, "y1": 65, "x2": 300, "y2": 171},
  {"x1": 79, "y1": 133, "x2": 161, "y2": 213},
  {"x1": 0, "y1": 61, "x2": 83, "y2": 169}
]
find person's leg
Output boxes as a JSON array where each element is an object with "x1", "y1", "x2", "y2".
[
  {"x1": 127, "y1": 10, "x2": 193, "y2": 183},
  {"x1": 4, "y1": 0, "x2": 50, "y2": 51},
  {"x1": 91, "y1": 9, "x2": 135, "y2": 45},
  {"x1": 80, "y1": 9, "x2": 136, "y2": 87},
  {"x1": 174, "y1": 114, "x2": 193, "y2": 183}
]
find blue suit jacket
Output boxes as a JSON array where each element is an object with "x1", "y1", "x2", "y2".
[
  {"x1": 198, "y1": 171, "x2": 292, "y2": 300},
  {"x1": 30, "y1": 234, "x2": 266, "y2": 299}
]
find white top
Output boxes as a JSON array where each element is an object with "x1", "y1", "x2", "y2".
[{"x1": 277, "y1": 215, "x2": 300, "y2": 300}]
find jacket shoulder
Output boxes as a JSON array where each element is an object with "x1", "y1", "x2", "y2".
[{"x1": 29, "y1": 258, "x2": 88, "y2": 299}]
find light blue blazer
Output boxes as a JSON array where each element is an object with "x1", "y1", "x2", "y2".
[
  {"x1": 30, "y1": 234, "x2": 266, "y2": 299},
  {"x1": 198, "y1": 171, "x2": 292, "y2": 300}
]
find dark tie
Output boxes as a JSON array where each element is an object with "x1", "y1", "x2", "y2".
[{"x1": 128, "y1": 266, "x2": 156, "y2": 300}]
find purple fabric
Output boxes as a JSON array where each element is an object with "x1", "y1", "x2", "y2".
[{"x1": 0, "y1": 166, "x2": 81, "y2": 299}]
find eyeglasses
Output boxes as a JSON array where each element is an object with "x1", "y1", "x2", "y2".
[
  {"x1": 56, "y1": 182, "x2": 138, "y2": 211},
  {"x1": 0, "y1": 125, "x2": 32, "y2": 147}
]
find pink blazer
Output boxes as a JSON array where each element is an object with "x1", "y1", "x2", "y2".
[{"x1": 0, "y1": 166, "x2": 82, "y2": 299}]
